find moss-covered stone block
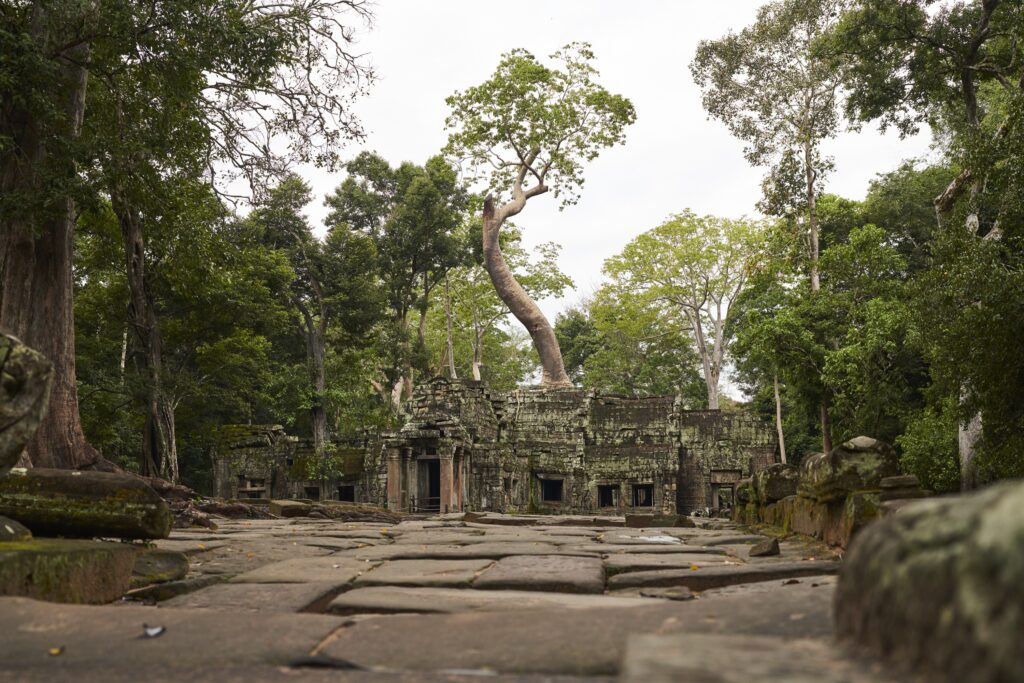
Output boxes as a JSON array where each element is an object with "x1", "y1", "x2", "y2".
[
  {"x1": 0, "y1": 538, "x2": 136, "y2": 603},
  {"x1": 754, "y1": 463, "x2": 799, "y2": 504},
  {"x1": 131, "y1": 548, "x2": 189, "y2": 588},
  {"x1": 0, "y1": 515, "x2": 31, "y2": 541},
  {"x1": 0, "y1": 468, "x2": 172, "y2": 539},
  {"x1": 798, "y1": 436, "x2": 899, "y2": 504}
]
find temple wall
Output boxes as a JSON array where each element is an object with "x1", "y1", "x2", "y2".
[{"x1": 214, "y1": 379, "x2": 778, "y2": 515}]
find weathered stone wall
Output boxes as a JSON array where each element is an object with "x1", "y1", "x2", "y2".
[
  {"x1": 214, "y1": 379, "x2": 778, "y2": 514},
  {"x1": 734, "y1": 436, "x2": 926, "y2": 549}
]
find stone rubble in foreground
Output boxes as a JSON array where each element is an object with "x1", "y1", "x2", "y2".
[{"x1": 0, "y1": 513, "x2": 902, "y2": 682}]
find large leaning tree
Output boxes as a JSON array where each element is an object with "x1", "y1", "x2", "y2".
[{"x1": 443, "y1": 43, "x2": 635, "y2": 387}]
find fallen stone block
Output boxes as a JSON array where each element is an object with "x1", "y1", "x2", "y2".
[
  {"x1": 130, "y1": 548, "x2": 189, "y2": 588},
  {"x1": 798, "y1": 436, "x2": 899, "y2": 503},
  {"x1": 0, "y1": 515, "x2": 31, "y2": 541},
  {"x1": 835, "y1": 480, "x2": 1024, "y2": 683},
  {"x1": 748, "y1": 538, "x2": 780, "y2": 557},
  {"x1": 269, "y1": 499, "x2": 312, "y2": 517},
  {"x1": 0, "y1": 538, "x2": 136, "y2": 603},
  {"x1": 754, "y1": 462, "x2": 799, "y2": 504},
  {"x1": 0, "y1": 333, "x2": 53, "y2": 475},
  {"x1": 625, "y1": 513, "x2": 654, "y2": 528},
  {"x1": 0, "y1": 467, "x2": 172, "y2": 539}
]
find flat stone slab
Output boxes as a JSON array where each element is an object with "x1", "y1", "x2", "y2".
[
  {"x1": 608, "y1": 559, "x2": 841, "y2": 591},
  {"x1": 184, "y1": 540, "x2": 334, "y2": 577},
  {"x1": 473, "y1": 554, "x2": 605, "y2": 594},
  {"x1": 355, "y1": 559, "x2": 494, "y2": 588},
  {"x1": 0, "y1": 538, "x2": 136, "y2": 604},
  {"x1": 327, "y1": 586, "x2": 661, "y2": 615},
  {"x1": 0, "y1": 596, "x2": 343, "y2": 674},
  {"x1": 162, "y1": 581, "x2": 343, "y2": 612},
  {"x1": 340, "y1": 542, "x2": 596, "y2": 561},
  {"x1": 575, "y1": 543, "x2": 727, "y2": 555},
  {"x1": 318, "y1": 581, "x2": 836, "y2": 675},
  {"x1": 603, "y1": 553, "x2": 736, "y2": 575},
  {"x1": 598, "y1": 531, "x2": 686, "y2": 545},
  {"x1": 621, "y1": 633, "x2": 897, "y2": 683},
  {"x1": 152, "y1": 539, "x2": 228, "y2": 555},
  {"x1": 230, "y1": 556, "x2": 377, "y2": 584}
]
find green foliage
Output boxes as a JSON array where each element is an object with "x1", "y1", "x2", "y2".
[
  {"x1": 604, "y1": 211, "x2": 767, "y2": 406},
  {"x1": 896, "y1": 397, "x2": 960, "y2": 494},
  {"x1": 691, "y1": 0, "x2": 847, "y2": 216},
  {"x1": 444, "y1": 43, "x2": 635, "y2": 207},
  {"x1": 556, "y1": 287, "x2": 706, "y2": 402}
]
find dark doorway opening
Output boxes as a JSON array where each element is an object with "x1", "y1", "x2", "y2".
[
  {"x1": 540, "y1": 478, "x2": 564, "y2": 503},
  {"x1": 597, "y1": 484, "x2": 619, "y2": 507},
  {"x1": 304, "y1": 486, "x2": 320, "y2": 500},
  {"x1": 633, "y1": 483, "x2": 654, "y2": 507},
  {"x1": 337, "y1": 485, "x2": 355, "y2": 502},
  {"x1": 417, "y1": 459, "x2": 441, "y2": 511}
]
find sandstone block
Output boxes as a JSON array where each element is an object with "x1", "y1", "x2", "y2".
[
  {"x1": 754, "y1": 463, "x2": 799, "y2": 504},
  {"x1": 0, "y1": 467, "x2": 172, "y2": 539},
  {"x1": 0, "y1": 515, "x2": 31, "y2": 542},
  {"x1": 798, "y1": 437, "x2": 899, "y2": 503},
  {"x1": 0, "y1": 538, "x2": 136, "y2": 603},
  {"x1": 130, "y1": 548, "x2": 190, "y2": 588},
  {"x1": 269, "y1": 499, "x2": 312, "y2": 517},
  {"x1": 835, "y1": 480, "x2": 1024, "y2": 683}
]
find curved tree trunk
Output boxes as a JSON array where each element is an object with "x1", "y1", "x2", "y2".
[
  {"x1": 0, "y1": 20, "x2": 99, "y2": 470},
  {"x1": 482, "y1": 196, "x2": 571, "y2": 387}
]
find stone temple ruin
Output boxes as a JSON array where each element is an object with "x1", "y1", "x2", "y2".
[{"x1": 214, "y1": 378, "x2": 778, "y2": 516}]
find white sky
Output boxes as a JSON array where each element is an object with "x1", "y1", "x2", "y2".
[{"x1": 302, "y1": 0, "x2": 934, "y2": 322}]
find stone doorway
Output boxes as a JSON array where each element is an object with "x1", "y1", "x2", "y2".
[{"x1": 416, "y1": 458, "x2": 441, "y2": 512}]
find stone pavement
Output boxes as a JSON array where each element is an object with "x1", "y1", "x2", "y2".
[{"x1": 0, "y1": 513, "x2": 902, "y2": 682}]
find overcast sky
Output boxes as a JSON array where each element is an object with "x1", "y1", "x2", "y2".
[{"x1": 301, "y1": 0, "x2": 934, "y2": 322}]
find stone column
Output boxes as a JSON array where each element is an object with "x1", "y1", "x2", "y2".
[
  {"x1": 439, "y1": 454, "x2": 455, "y2": 513},
  {"x1": 385, "y1": 445, "x2": 402, "y2": 511}
]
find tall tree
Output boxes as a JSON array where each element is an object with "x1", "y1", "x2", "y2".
[
  {"x1": 251, "y1": 177, "x2": 380, "y2": 461},
  {"x1": 326, "y1": 152, "x2": 467, "y2": 406},
  {"x1": 440, "y1": 226, "x2": 572, "y2": 382},
  {"x1": 831, "y1": 0, "x2": 1024, "y2": 488},
  {"x1": 444, "y1": 43, "x2": 635, "y2": 387},
  {"x1": 692, "y1": 0, "x2": 848, "y2": 447},
  {"x1": 557, "y1": 288, "x2": 706, "y2": 401},
  {"x1": 1, "y1": 1, "x2": 98, "y2": 469},
  {"x1": 604, "y1": 212, "x2": 765, "y2": 409},
  {"x1": 0, "y1": 0, "x2": 373, "y2": 471}
]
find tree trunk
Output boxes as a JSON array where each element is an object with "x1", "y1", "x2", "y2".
[
  {"x1": 773, "y1": 373, "x2": 787, "y2": 464},
  {"x1": 471, "y1": 328, "x2": 484, "y2": 381},
  {"x1": 0, "y1": 23, "x2": 97, "y2": 470},
  {"x1": 308, "y1": 326, "x2": 328, "y2": 457},
  {"x1": 804, "y1": 140, "x2": 821, "y2": 293},
  {"x1": 958, "y1": 391, "x2": 981, "y2": 491},
  {"x1": 116, "y1": 196, "x2": 176, "y2": 480},
  {"x1": 804, "y1": 140, "x2": 832, "y2": 452},
  {"x1": 444, "y1": 274, "x2": 457, "y2": 379},
  {"x1": 482, "y1": 196, "x2": 571, "y2": 387},
  {"x1": 820, "y1": 399, "x2": 833, "y2": 454}
]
